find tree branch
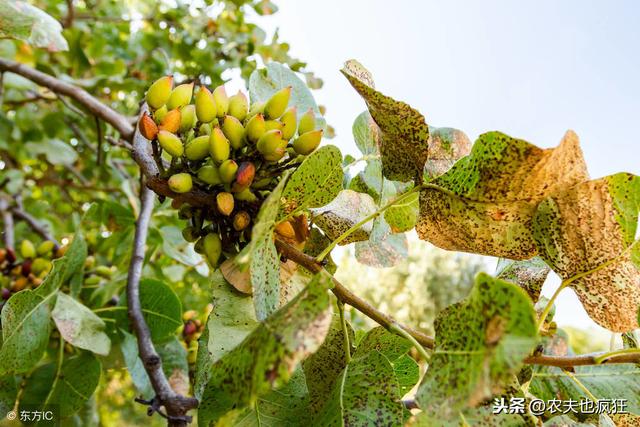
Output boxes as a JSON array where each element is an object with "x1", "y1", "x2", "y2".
[
  {"x1": 126, "y1": 185, "x2": 197, "y2": 426},
  {"x1": 0, "y1": 58, "x2": 133, "y2": 139},
  {"x1": 10, "y1": 205, "x2": 60, "y2": 247}
]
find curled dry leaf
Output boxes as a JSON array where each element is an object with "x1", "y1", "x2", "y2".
[
  {"x1": 310, "y1": 189, "x2": 377, "y2": 245},
  {"x1": 533, "y1": 172, "x2": 640, "y2": 332},
  {"x1": 341, "y1": 59, "x2": 429, "y2": 183},
  {"x1": 416, "y1": 130, "x2": 589, "y2": 259}
]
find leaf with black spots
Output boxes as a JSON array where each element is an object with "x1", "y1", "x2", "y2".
[{"x1": 496, "y1": 257, "x2": 550, "y2": 303}]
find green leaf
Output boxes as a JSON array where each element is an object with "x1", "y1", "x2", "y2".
[
  {"x1": 341, "y1": 59, "x2": 429, "y2": 183},
  {"x1": 112, "y1": 279, "x2": 182, "y2": 343},
  {"x1": 0, "y1": 375, "x2": 17, "y2": 414},
  {"x1": 36, "y1": 230, "x2": 87, "y2": 297},
  {"x1": 355, "y1": 216, "x2": 408, "y2": 268},
  {"x1": 533, "y1": 172, "x2": 640, "y2": 331},
  {"x1": 314, "y1": 350, "x2": 404, "y2": 426},
  {"x1": 20, "y1": 353, "x2": 101, "y2": 419},
  {"x1": 0, "y1": 1, "x2": 68, "y2": 51},
  {"x1": 495, "y1": 257, "x2": 550, "y2": 303},
  {"x1": 310, "y1": 189, "x2": 376, "y2": 245},
  {"x1": 416, "y1": 273, "x2": 539, "y2": 421},
  {"x1": 250, "y1": 234, "x2": 280, "y2": 321},
  {"x1": 249, "y1": 62, "x2": 325, "y2": 128},
  {"x1": 278, "y1": 145, "x2": 344, "y2": 220},
  {"x1": 384, "y1": 191, "x2": 419, "y2": 233},
  {"x1": 160, "y1": 225, "x2": 209, "y2": 276},
  {"x1": 52, "y1": 292, "x2": 111, "y2": 356},
  {"x1": 424, "y1": 126, "x2": 473, "y2": 180},
  {"x1": 198, "y1": 273, "x2": 332, "y2": 426},
  {"x1": 121, "y1": 330, "x2": 153, "y2": 399},
  {"x1": 416, "y1": 130, "x2": 588, "y2": 259},
  {"x1": 352, "y1": 111, "x2": 380, "y2": 157},
  {"x1": 0, "y1": 289, "x2": 54, "y2": 375},
  {"x1": 25, "y1": 139, "x2": 78, "y2": 165},
  {"x1": 303, "y1": 314, "x2": 355, "y2": 413}
]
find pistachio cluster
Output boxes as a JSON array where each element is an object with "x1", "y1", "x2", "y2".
[{"x1": 140, "y1": 76, "x2": 324, "y2": 268}]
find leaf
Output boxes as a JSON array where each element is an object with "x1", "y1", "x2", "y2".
[
  {"x1": 249, "y1": 62, "x2": 325, "y2": 129},
  {"x1": 25, "y1": 139, "x2": 78, "y2": 165},
  {"x1": 160, "y1": 225, "x2": 209, "y2": 276},
  {"x1": 416, "y1": 130, "x2": 589, "y2": 259},
  {"x1": 36, "y1": 230, "x2": 87, "y2": 296},
  {"x1": 310, "y1": 189, "x2": 376, "y2": 244},
  {"x1": 0, "y1": 289, "x2": 54, "y2": 375},
  {"x1": 0, "y1": 375, "x2": 17, "y2": 414},
  {"x1": 121, "y1": 330, "x2": 153, "y2": 399},
  {"x1": 52, "y1": 292, "x2": 111, "y2": 356},
  {"x1": 352, "y1": 111, "x2": 380, "y2": 156},
  {"x1": 303, "y1": 314, "x2": 355, "y2": 413},
  {"x1": 198, "y1": 273, "x2": 332, "y2": 426},
  {"x1": 19, "y1": 353, "x2": 101, "y2": 419},
  {"x1": 342, "y1": 59, "x2": 429, "y2": 182},
  {"x1": 530, "y1": 365, "x2": 640, "y2": 415},
  {"x1": 355, "y1": 216, "x2": 408, "y2": 268},
  {"x1": 194, "y1": 270, "x2": 259, "y2": 400},
  {"x1": 278, "y1": 145, "x2": 344, "y2": 220},
  {"x1": 314, "y1": 350, "x2": 405, "y2": 426},
  {"x1": 416, "y1": 273, "x2": 539, "y2": 421},
  {"x1": 424, "y1": 126, "x2": 473, "y2": 180},
  {"x1": 0, "y1": 1, "x2": 68, "y2": 51},
  {"x1": 384, "y1": 191, "x2": 419, "y2": 233},
  {"x1": 250, "y1": 233, "x2": 280, "y2": 321},
  {"x1": 496, "y1": 257, "x2": 550, "y2": 303},
  {"x1": 112, "y1": 278, "x2": 182, "y2": 343},
  {"x1": 533, "y1": 172, "x2": 640, "y2": 331}
]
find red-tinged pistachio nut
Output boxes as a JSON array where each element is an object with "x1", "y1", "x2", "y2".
[
  {"x1": 158, "y1": 108, "x2": 181, "y2": 133},
  {"x1": 235, "y1": 162, "x2": 256, "y2": 188},
  {"x1": 138, "y1": 112, "x2": 159, "y2": 140}
]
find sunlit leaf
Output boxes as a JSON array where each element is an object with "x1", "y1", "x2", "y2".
[{"x1": 0, "y1": 1, "x2": 68, "y2": 51}]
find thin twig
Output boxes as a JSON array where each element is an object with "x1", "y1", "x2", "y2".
[
  {"x1": 10, "y1": 206, "x2": 60, "y2": 247},
  {"x1": 63, "y1": 0, "x2": 75, "y2": 28},
  {"x1": 126, "y1": 185, "x2": 197, "y2": 426}
]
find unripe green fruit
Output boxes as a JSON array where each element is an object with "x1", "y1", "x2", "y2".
[
  {"x1": 31, "y1": 258, "x2": 52, "y2": 276},
  {"x1": 264, "y1": 86, "x2": 292, "y2": 119},
  {"x1": 168, "y1": 173, "x2": 193, "y2": 193},
  {"x1": 245, "y1": 113, "x2": 266, "y2": 143},
  {"x1": 146, "y1": 75, "x2": 173, "y2": 109},
  {"x1": 153, "y1": 105, "x2": 168, "y2": 123},
  {"x1": 158, "y1": 130, "x2": 184, "y2": 157},
  {"x1": 228, "y1": 91, "x2": 248, "y2": 121},
  {"x1": 179, "y1": 105, "x2": 197, "y2": 133},
  {"x1": 195, "y1": 86, "x2": 217, "y2": 123},
  {"x1": 257, "y1": 129, "x2": 283, "y2": 156},
  {"x1": 219, "y1": 159, "x2": 238, "y2": 183},
  {"x1": 178, "y1": 205, "x2": 194, "y2": 220},
  {"x1": 194, "y1": 237, "x2": 204, "y2": 254},
  {"x1": 293, "y1": 129, "x2": 323, "y2": 155},
  {"x1": 213, "y1": 85, "x2": 229, "y2": 118},
  {"x1": 222, "y1": 115, "x2": 245, "y2": 149},
  {"x1": 197, "y1": 165, "x2": 222, "y2": 185},
  {"x1": 248, "y1": 100, "x2": 265, "y2": 117},
  {"x1": 298, "y1": 108, "x2": 316, "y2": 135},
  {"x1": 167, "y1": 83, "x2": 194, "y2": 110},
  {"x1": 280, "y1": 107, "x2": 297, "y2": 140},
  {"x1": 159, "y1": 109, "x2": 181, "y2": 133},
  {"x1": 265, "y1": 120, "x2": 283, "y2": 132},
  {"x1": 233, "y1": 211, "x2": 251, "y2": 231},
  {"x1": 234, "y1": 188, "x2": 258, "y2": 202},
  {"x1": 85, "y1": 275, "x2": 102, "y2": 286},
  {"x1": 209, "y1": 128, "x2": 230, "y2": 164},
  {"x1": 84, "y1": 255, "x2": 96, "y2": 269},
  {"x1": 182, "y1": 226, "x2": 199, "y2": 242},
  {"x1": 263, "y1": 146, "x2": 286, "y2": 162},
  {"x1": 199, "y1": 123, "x2": 212, "y2": 136},
  {"x1": 20, "y1": 240, "x2": 36, "y2": 259},
  {"x1": 36, "y1": 240, "x2": 55, "y2": 256},
  {"x1": 202, "y1": 233, "x2": 222, "y2": 268},
  {"x1": 185, "y1": 135, "x2": 211, "y2": 160},
  {"x1": 251, "y1": 177, "x2": 273, "y2": 189},
  {"x1": 95, "y1": 265, "x2": 114, "y2": 278},
  {"x1": 216, "y1": 192, "x2": 235, "y2": 216}
]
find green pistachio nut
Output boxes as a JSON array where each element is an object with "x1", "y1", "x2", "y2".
[
  {"x1": 20, "y1": 239, "x2": 36, "y2": 259},
  {"x1": 280, "y1": 107, "x2": 297, "y2": 140},
  {"x1": 245, "y1": 113, "x2": 266, "y2": 143},
  {"x1": 195, "y1": 86, "x2": 217, "y2": 123},
  {"x1": 257, "y1": 129, "x2": 283, "y2": 156},
  {"x1": 178, "y1": 205, "x2": 194, "y2": 220},
  {"x1": 293, "y1": 129, "x2": 323, "y2": 155},
  {"x1": 166, "y1": 82, "x2": 194, "y2": 110},
  {"x1": 31, "y1": 258, "x2": 52, "y2": 276},
  {"x1": 95, "y1": 265, "x2": 114, "y2": 278},
  {"x1": 248, "y1": 100, "x2": 265, "y2": 117},
  {"x1": 198, "y1": 123, "x2": 212, "y2": 136},
  {"x1": 213, "y1": 85, "x2": 229, "y2": 118},
  {"x1": 209, "y1": 128, "x2": 230, "y2": 163},
  {"x1": 216, "y1": 192, "x2": 235, "y2": 216},
  {"x1": 202, "y1": 233, "x2": 222, "y2": 268},
  {"x1": 168, "y1": 173, "x2": 193, "y2": 193},
  {"x1": 228, "y1": 91, "x2": 248, "y2": 121},
  {"x1": 85, "y1": 275, "x2": 102, "y2": 286},
  {"x1": 197, "y1": 165, "x2": 222, "y2": 185},
  {"x1": 146, "y1": 75, "x2": 173, "y2": 110},
  {"x1": 264, "y1": 86, "x2": 292, "y2": 119},
  {"x1": 153, "y1": 105, "x2": 168, "y2": 124},
  {"x1": 219, "y1": 159, "x2": 238, "y2": 183},
  {"x1": 185, "y1": 135, "x2": 211, "y2": 160},
  {"x1": 263, "y1": 146, "x2": 286, "y2": 162},
  {"x1": 179, "y1": 104, "x2": 197, "y2": 133},
  {"x1": 222, "y1": 115, "x2": 245, "y2": 149},
  {"x1": 234, "y1": 188, "x2": 258, "y2": 202},
  {"x1": 297, "y1": 108, "x2": 316, "y2": 135},
  {"x1": 157, "y1": 130, "x2": 184, "y2": 157},
  {"x1": 194, "y1": 237, "x2": 205, "y2": 254},
  {"x1": 265, "y1": 120, "x2": 283, "y2": 132},
  {"x1": 182, "y1": 226, "x2": 199, "y2": 243},
  {"x1": 36, "y1": 240, "x2": 55, "y2": 256}
]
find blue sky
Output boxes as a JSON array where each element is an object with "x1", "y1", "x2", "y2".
[{"x1": 257, "y1": 1, "x2": 640, "y2": 332}]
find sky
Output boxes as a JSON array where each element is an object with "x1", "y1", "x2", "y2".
[{"x1": 254, "y1": 1, "x2": 640, "y2": 333}]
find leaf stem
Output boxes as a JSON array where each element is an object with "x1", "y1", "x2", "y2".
[
  {"x1": 536, "y1": 282, "x2": 567, "y2": 330},
  {"x1": 389, "y1": 322, "x2": 431, "y2": 362},
  {"x1": 594, "y1": 348, "x2": 640, "y2": 364},
  {"x1": 315, "y1": 185, "x2": 423, "y2": 262},
  {"x1": 338, "y1": 300, "x2": 351, "y2": 364},
  {"x1": 563, "y1": 370, "x2": 598, "y2": 402}
]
